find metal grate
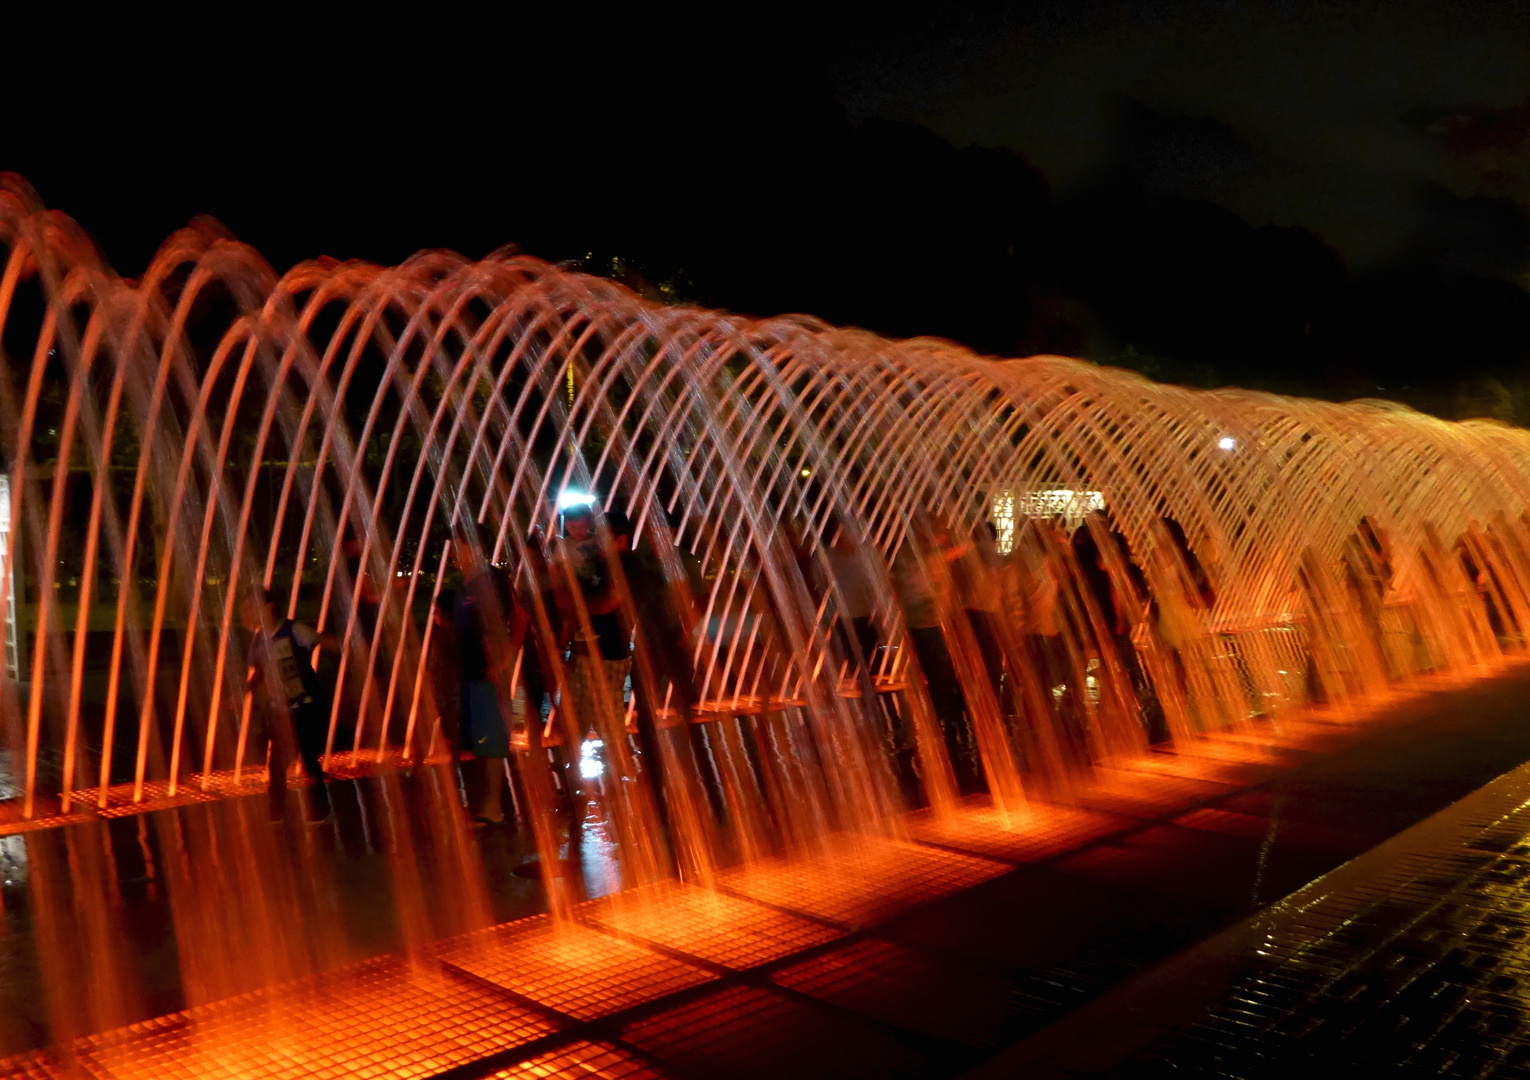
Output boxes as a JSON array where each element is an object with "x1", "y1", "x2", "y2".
[
  {"x1": 620, "y1": 985, "x2": 803, "y2": 1069},
  {"x1": 0, "y1": 804, "x2": 93, "y2": 837},
  {"x1": 1105, "y1": 747, "x2": 1279, "y2": 788},
  {"x1": 772, "y1": 937, "x2": 1034, "y2": 1052},
  {"x1": 56, "y1": 954, "x2": 558, "y2": 1079},
  {"x1": 1094, "y1": 757, "x2": 1530, "y2": 1075},
  {"x1": 719, "y1": 834, "x2": 1008, "y2": 927},
  {"x1": 5, "y1": 748, "x2": 456, "y2": 836},
  {"x1": 1077, "y1": 766, "x2": 1238, "y2": 819},
  {"x1": 486, "y1": 1040, "x2": 668, "y2": 1079},
  {"x1": 579, "y1": 882, "x2": 843, "y2": 970},
  {"x1": 1172, "y1": 806, "x2": 1278, "y2": 841},
  {"x1": 0, "y1": 1052, "x2": 65, "y2": 1080},
  {"x1": 620, "y1": 984, "x2": 939, "y2": 1079},
  {"x1": 439, "y1": 916, "x2": 716, "y2": 1020},
  {"x1": 909, "y1": 801, "x2": 1132, "y2": 864}
]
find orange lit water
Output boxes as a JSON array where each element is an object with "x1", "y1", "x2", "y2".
[
  {"x1": 4, "y1": 176, "x2": 1530, "y2": 1072},
  {"x1": 4, "y1": 661, "x2": 1516, "y2": 1078}
]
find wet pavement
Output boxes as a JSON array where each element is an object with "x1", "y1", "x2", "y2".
[
  {"x1": 9, "y1": 664, "x2": 1530, "y2": 1076},
  {"x1": 986, "y1": 721, "x2": 1530, "y2": 1077},
  {"x1": 0, "y1": 768, "x2": 548, "y2": 1057}
]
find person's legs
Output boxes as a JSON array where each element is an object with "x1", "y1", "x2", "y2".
[
  {"x1": 458, "y1": 752, "x2": 479, "y2": 812},
  {"x1": 1107, "y1": 630, "x2": 1142, "y2": 696},
  {"x1": 603, "y1": 657, "x2": 632, "y2": 732},
  {"x1": 910, "y1": 626, "x2": 963, "y2": 718},
  {"x1": 294, "y1": 704, "x2": 332, "y2": 821},
  {"x1": 966, "y1": 608, "x2": 1013, "y2": 720},
  {"x1": 562, "y1": 659, "x2": 599, "y2": 871},
  {"x1": 570, "y1": 654, "x2": 629, "y2": 736},
  {"x1": 474, "y1": 757, "x2": 506, "y2": 823},
  {"x1": 1040, "y1": 635, "x2": 1088, "y2": 767},
  {"x1": 266, "y1": 724, "x2": 291, "y2": 823},
  {"x1": 852, "y1": 615, "x2": 880, "y2": 672},
  {"x1": 631, "y1": 662, "x2": 672, "y2": 838},
  {"x1": 502, "y1": 751, "x2": 528, "y2": 829},
  {"x1": 910, "y1": 626, "x2": 977, "y2": 794}
]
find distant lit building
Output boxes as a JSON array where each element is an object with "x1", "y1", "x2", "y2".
[
  {"x1": 992, "y1": 487, "x2": 1106, "y2": 552},
  {"x1": 992, "y1": 490, "x2": 1016, "y2": 554}
]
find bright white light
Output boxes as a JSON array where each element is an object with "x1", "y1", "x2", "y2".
[
  {"x1": 992, "y1": 490, "x2": 1016, "y2": 555},
  {"x1": 556, "y1": 489, "x2": 596, "y2": 511},
  {"x1": 579, "y1": 738, "x2": 604, "y2": 780},
  {"x1": 1218, "y1": 436, "x2": 1237, "y2": 451},
  {"x1": 0, "y1": 476, "x2": 16, "y2": 683},
  {"x1": 1018, "y1": 489, "x2": 1105, "y2": 530}
]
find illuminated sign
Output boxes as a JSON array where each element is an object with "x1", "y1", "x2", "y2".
[{"x1": 992, "y1": 488, "x2": 1106, "y2": 552}]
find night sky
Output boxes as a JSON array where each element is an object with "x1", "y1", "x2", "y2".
[
  {"x1": 832, "y1": 3, "x2": 1530, "y2": 273},
  {"x1": 8, "y1": 3, "x2": 1530, "y2": 415}
]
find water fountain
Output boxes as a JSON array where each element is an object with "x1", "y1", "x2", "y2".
[{"x1": 2, "y1": 170, "x2": 1529, "y2": 1075}]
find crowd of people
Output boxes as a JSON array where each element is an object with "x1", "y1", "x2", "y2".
[
  {"x1": 238, "y1": 494, "x2": 1527, "y2": 845},
  {"x1": 240, "y1": 499, "x2": 691, "y2": 836}
]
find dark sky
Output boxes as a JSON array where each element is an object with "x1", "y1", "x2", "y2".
[
  {"x1": 828, "y1": 2, "x2": 1530, "y2": 272},
  {"x1": 7, "y1": 4, "x2": 1530, "y2": 412}
]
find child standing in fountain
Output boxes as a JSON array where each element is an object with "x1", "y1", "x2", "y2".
[
  {"x1": 556, "y1": 500, "x2": 632, "y2": 741},
  {"x1": 243, "y1": 586, "x2": 335, "y2": 824}
]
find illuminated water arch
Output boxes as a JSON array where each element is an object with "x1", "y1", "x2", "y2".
[{"x1": 2, "y1": 171, "x2": 1529, "y2": 827}]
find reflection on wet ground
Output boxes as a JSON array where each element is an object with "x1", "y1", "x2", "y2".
[
  {"x1": 0, "y1": 768, "x2": 547, "y2": 1057},
  {"x1": 1033, "y1": 744, "x2": 1530, "y2": 1076},
  {"x1": 9, "y1": 665, "x2": 1530, "y2": 1076}
]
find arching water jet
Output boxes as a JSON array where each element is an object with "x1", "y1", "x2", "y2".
[{"x1": 2, "y1": 176, "x2": 1529, "y2": 1067}]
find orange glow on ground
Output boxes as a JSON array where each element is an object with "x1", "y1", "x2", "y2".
[
  {"x1": 0, "y1": 750, "x2": 455, "y2": 837},
  {"x1": 578, "y1": 882, "x2": 844, "y2": 969},
  {"x1": 489, "y1": 1040, "x2": 666, "y2": 1078},
  {"x1": 908, "y1": 801, "x2": 1133, "y2": 863},
  {"x1": 438, "y1": 917, "x2": 716, "y2": 1020},
  {"x1": 716, "y1": 834, "x2": 1009, "y2": 927},
  {"x1": 5, "y1": 667, "x2": 1527, "y2": 1078},
  {"x1": 4, "y1": 955, "x2": 558, "y2": 1079}
]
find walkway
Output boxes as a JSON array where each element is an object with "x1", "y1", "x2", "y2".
[
  {"x1": 7, "y1": 662, "x2": 1530, "y2": 1078},
  {"x1": 977, "y1": 705, "x2": 1530, "y2": 1077}
]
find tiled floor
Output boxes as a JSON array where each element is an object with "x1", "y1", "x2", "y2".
[
  {"x1": 576, "y1": 880, "x2": 846, "y2": 969},
  {"x1": 716, "y1": 834, "x2": 1010, "y2": 927},
  {"x1": 438, "y1": 916, "x2": 717, "y2": 1021},
  {"x1": 1088, "y1": 756, "x2": 1530, "y2": 1077},
  {"x1": 619, "y1": 984, "x2": 940, "y2": 1080},
  {"x1": 2, "y1": 750, "x2": 448, "y2": 837},
  {"x1": 9, "y1": 664, "x2": 1530, "y2": 1078},
  {"x1": 60, "y1": 956, "x2": 558, "y2": 1080},
  {"x1": 487, "y1": 1040, "x2": 666, "y2": 1078}
]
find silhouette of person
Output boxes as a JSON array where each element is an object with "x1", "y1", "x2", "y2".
[
  {"x1": 1151, "y1": 515, "x2": 1215, "y2": 728},
  {"x1": 426, "y1": 589, "x2": 460, "y2": 758},
  {"x1": 451, "y1": 537, "x2": 518, "y2": 826},
  {"x1": 557, "y1": 502, "x2": 630, "y2": 737},
  {"x1": 242, "y1": 586, "x2": 334, "y2": 824},
  {"x1": 1343, "y1": 515, "x2": 1393, "y2": 672},
  {"x1": 893, "y1": 527, "x2": 980, "y2": 793},
  {"x1": 825, "y1": 524, "x2": 881, "y2": 671},
  {"x1": 1072, "y1": 512, "x2": 1156, "y2": 737}
]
